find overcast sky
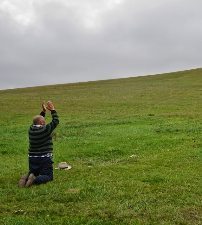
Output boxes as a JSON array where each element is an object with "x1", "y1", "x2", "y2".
[{"x1": 0, "y1": 0, "x2": 201, "y2": 90}]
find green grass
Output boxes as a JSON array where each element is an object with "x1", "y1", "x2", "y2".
[{"x1": 0, "y1": 68, "x2": 202, "y2": 225}]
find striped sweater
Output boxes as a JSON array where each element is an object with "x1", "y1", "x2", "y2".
[{"x1": 28, "y1": 110, "x2": 59, "y2": 156}]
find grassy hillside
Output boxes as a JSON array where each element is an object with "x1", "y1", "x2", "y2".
[{"x1": 0, "y1": 69, "x2": 201, "y2": 225}]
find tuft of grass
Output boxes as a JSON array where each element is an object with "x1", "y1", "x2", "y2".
[{"x1": 0, "y1": 68, "x2": 202, "y2": 224}]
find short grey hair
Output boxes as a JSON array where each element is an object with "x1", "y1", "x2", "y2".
[{"x1": 33, "y1": 115, "x2": 44, "y2": 125}]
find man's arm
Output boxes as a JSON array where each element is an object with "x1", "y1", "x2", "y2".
[{"x1": 46, "y1": 101, "x2": 59, "y2": 131}]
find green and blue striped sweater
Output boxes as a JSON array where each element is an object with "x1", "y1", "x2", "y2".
[{"x1": 28, "y1": 110, "x2": 59, "y2": 156}]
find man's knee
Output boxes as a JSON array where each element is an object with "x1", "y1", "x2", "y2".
[{"x1": 34, "y1": 174, "x2": 53, "y2": 184}]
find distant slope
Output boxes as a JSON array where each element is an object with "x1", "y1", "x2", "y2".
[{"x1": 0, "y1": 68, "x2": 201, "y2": 122}]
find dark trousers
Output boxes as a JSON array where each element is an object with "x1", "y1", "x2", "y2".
[{"x1": 28, "y1": 157, "x2": 53, "y2": 185}]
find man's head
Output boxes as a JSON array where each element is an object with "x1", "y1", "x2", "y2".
[{"x1": 33, "y1": 115, "x2": 45, "y2": 126}]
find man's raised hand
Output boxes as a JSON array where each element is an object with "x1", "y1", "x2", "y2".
[
  {"x1": 46, "y1": 101, "x2": 55, "y2": 111},
  {"x1": 42, "y1": 101, "x2": 47, "y2": 112}
]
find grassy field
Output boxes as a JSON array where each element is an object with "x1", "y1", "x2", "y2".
[{"x1": 0, "y1": 69, "x2": 201, "y2": 225}]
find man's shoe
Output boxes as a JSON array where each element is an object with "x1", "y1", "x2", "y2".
[
  {"x1": 18, "y1": 175, "x2": 28, "y2": 188},
  {"x1": 25, "y1": 173, "x2": 36, "y2": 187}
]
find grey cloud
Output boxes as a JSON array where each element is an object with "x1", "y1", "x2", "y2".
[{"x1": 0, "y1": 0, "x2": 202, "y2": 90}]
